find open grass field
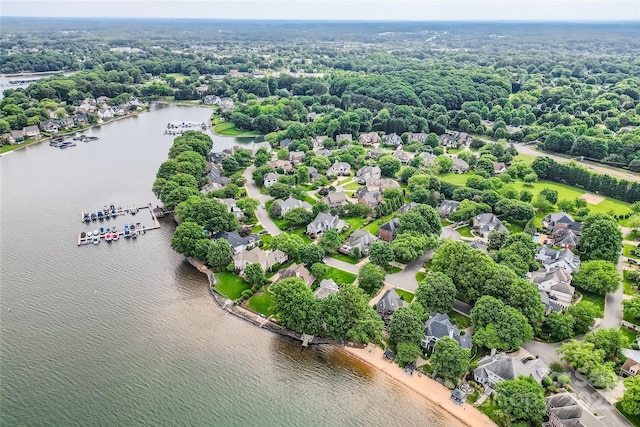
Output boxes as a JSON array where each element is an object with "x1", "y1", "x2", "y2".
[
  {"x1": 247, "y1": 291, "x2": 274, "y2": 316},
  {"x1": 456, "y1": 225, "x2": 474, "y2": 238},
  {"x1": 328, "y1": 252, "x2": 359, "y2": 264},
  {"x1": 213, "y1": 121, "x2": 260, "y2": 137},
  {"x1": 323, "y1": 266, "x2": 357, "y2": 284},
  {"x1": 513, "y1": 152, "x2": 538, "y2": 164},
  {"x1": 165, "y1": 72, "x2": 189, "y2": 82},
  {"x1": 214, "y1": 272, "x2": 250, "y2": 300},
  {"x1": 395, "y1": 288, "x2": 414, "y2": 303},
  {"x1": 362, "y1": 214, "x2": 395, "y2": 236},
  {"x1": 344, "y1": 217, "x2": 367, "y2": 231}
]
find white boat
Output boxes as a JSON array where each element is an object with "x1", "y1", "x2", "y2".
[{"x1": 92, "y1": 236, "x2": 100, "y2": 245}]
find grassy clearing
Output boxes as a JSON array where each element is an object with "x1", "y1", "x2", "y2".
[
  {"x1": 247, "y1": 291, "x2": 274, "y2": 317},
  {"x1": 447, "y1": 147, "x2": 463, "y2": 154},
  {"x1": 362, "y1": 214, "x2": 395, "y2": 236},
  {"x1": 624, "y1": 270, "x2": 638, "y2": 296},
  {"x1": 0, "y1": 140, "x2": 36, "y2": 154},
  {"x1": 251, "y1": 225, "x2": 264, "y2": 233},
  {"x1": 456, "y1": 225, "x2": 474, "y2": 238},
  {"x1": 165, "y1": 72, "x2": 189, "y2": 82},
  {"x1": 624, "y1": 243, "x2": 639, "y2": 259},
  {"x1": 344, "y1": 217, "x2": 367, "y2": 231},
  {"x1": 477, "y1": 398, "x2": 506, "y2": 427},
  {"x1": 503, "y1": 220, "x2": 525, "y2": 234},
  {"x1": 616, "y1": 402, "x2": 640, "y2": 427},
  {"x1": 213, "y1": 121, "x2": 260, "y2": 137},
  {"x1": 448, "y1": 310, "x2": 471, "y2": 329},
  {"x1": 323, "y1": 266, "x2": 357, "y2": 285},
  {"x1": 304, "y1": 195, "x2": 317, "y2": 206},
  {"x1": 344, "y1": 182, "x2": 360, "y2": 191},
  {"x1": 215, "y1": 272, "x2": 251, "y2": 300},
  {"x1": 259, "y1": 234, "x2": 273, "y2": 249},
  {"x1": 620, "y1": 326, "x2": 638, "y2": 344},
  {"x1": 415, "y1": 271, "x2": 427, "y2": 282},
  {"x1": 576, "y1": 291, "x2": 605, "y2": 317},
  {"x1": 338, "y1": 177, "x2": 354, "y2": 185},
  {"x1": 437, "y1": 172, "x2": 471, "y2": 185},
  {"x1": 328, "y1": 252, "x2": 359, "y2": 264},
  {"x1": 395, "y1": 289, "x2": 414, "y2": 303},
  {"x1": 513, "y1": 152, "x2": 538, "y2": 164}
]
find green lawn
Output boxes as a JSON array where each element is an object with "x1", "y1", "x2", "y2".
[
  {"x1": 620, "y1": 326, "x2": 638, "y2": 343},
  {"x1": 165, "y1": 72, "x2": 189, "y2": 82},
  {"x1": 344, "y1": 182, "x2": 360, "y2": 191},
  {"x1": 576, "y1": 291, "x2": 605, "y2": 317},
  {"x1": 328, "y1": 252, "x2": 360, "y2": 264},
  {"x1": 395, "y1": 289, "x2": 414, "y2": 303},
  {"x1": 447, "y1": 147, "x2": 463, "y2": 154},
  {"x1": 304, "y1": 195, "x2": 317, "y2": 206},
  {"x1": 213, "y1": 121, "x2": 260, "y2": 137},
  {"x1": 616, "y1": 402, "x2": 640, "y2": 427},
  {"x1": 624, "y1": 243, "x2": 639, "y2": 259},
  {"x1": 362, "y1": 214, "x2": 395, "y2": 236},
  {"x1": 251, "y1": 225, "x2": 264, "y2": 233},
  {"x1": 415, "y1": 271, "x2": 427, "y2": 283},
  {"x1": 338, "y1": 177, "x2": 354, "y2": 185},
  {"x1": 247, "y1": 291, "x2": 275, "y2": 317},
  {"x1": 259, "y1": 234, "x2": 273, "y2": 249},
  {"x1": 323, "y1": 266, "x2": 357, "y2": 285},
  {"x1": 503, "y1": 220, "x2": 525, "y2": 234},
  {"x1": 456, "y1": 225, "x2": 474, "y2": 238},
  {"x1": 214, "y1": 272, "x2": 251, "y2": 300},
  {"x1": 624, "y1": 270, "x2": 638, "y2": 296},
  {"x1": 448, "y1": 310, "x2": 471, "y2": 329},
  {"x1": 513, "y1": 153, "x2": 538, "y2": 164},
  {"x1": 0, "y1": 140, "x2": 35, "y2": 154},
  {"x1": 344, "y1": 217, "x2": 367, "y2": 231},
  {"x1": 437, "y1": 172, "x2": 472, "y2": 185},
  {"x1": 477, "y1": 398, "x2": 507, "y2": 427}
]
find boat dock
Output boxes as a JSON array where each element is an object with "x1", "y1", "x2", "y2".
[{"x1": 77, "y1": 203, "x2": 161, "y2": 246}]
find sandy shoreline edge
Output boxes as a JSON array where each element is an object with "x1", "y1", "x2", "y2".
[{"x1": 341, "y1": 345, "x2": 496, "y2": 427}]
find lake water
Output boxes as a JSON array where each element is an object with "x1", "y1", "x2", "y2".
[{"x1": 0, "y1": 103, "x2": 456, "y2": 426}]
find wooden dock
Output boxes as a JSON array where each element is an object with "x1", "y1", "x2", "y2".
[{"x1": 77, "y1": 203, "x2": 161, "y2": 246}]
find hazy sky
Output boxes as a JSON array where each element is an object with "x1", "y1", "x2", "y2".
[{"x1": 2, "y1": 0, "x2": 639, "y2": 21}]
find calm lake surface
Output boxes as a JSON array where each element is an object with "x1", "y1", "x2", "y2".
[{"x1": 0, "y1": 104, "x2": 456, "y2": 426}]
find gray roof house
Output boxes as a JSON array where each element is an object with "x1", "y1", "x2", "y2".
[
  {"x1": 451, "y1": 157, "x2": 470, "y2": 173},
  {"x1": 273, "y1": 196, "x2": 313, "y2": 216},
  {"x1": 407, "y1": 133, "x2": 427, "y2": 143},
  {"x1": 322, "y1": 191, "x2": 349, "y2": 209},
  {"x1": 540, "y1": 290, "x2": 564, "y2": 315},
  {"x1": 335, "y1": 133, "x2": 353, "y2": 143},
  {"x1": 553, "y1": 229, "x2": 580, "y2": 250},
  {"x1": 437, "y1": 200, "x2": 461, "y2": 218},
  {"x1": 439, "y1": 133, "x2": 457, "y2": 147},
  {"x1": 392, "y1": 149, "x2": 411, "y2": 165},
  {"x1": 385, "y1": 132, "x2": 403, "y2": 147},
  {"x1": 467, "y1": 239, "x2": 488, "y2": 252},
  {"x1": 233, "y1": 247, "x2": 288, "y2": 272},
  {"x1": 422, "y1": 313, "x2": 472, "y2": 350},
  {"x1": 314, "y1": 279, "x2": 339, "y2": 299},
  {"x1": 472, "y1": 213, "x2": 508, "y2": 234},
  {"x1": 327, "y1": 161, "x2": 351, "y2": 176},
  {"x1": 339, "y1": 230, "x2": 378, "y2": 256},
  {"x1": 397, "y1": 202, "x2": 417, "y2": 215},
  {"x1": 274, "y1": 263, "x2": 315, "y2": 287},
  {"x1": 542, "y1": 212, "x2": 575, "y2": 231},
  {"x1": 356, "y1": 166, "x2": 381, "y2": 184},
  {"x1": 376, "y1": 289, "x2": 407, "y2": 325},
  {"x1": 420, "y1": 151, "x2": 437, "y2": 166},
  {"x1": 359, "y1": 132, "x2": 381, "y2": 145},
  {"x1": 529, "y1": 267, "x2": 575, "y2": 306},
  {"x1": 308, "y1": 166, "x2": 321, "y2": 181},
  {"x1": 357, "y1": 189, "x2": 384, "y2": 209},
  {"x1": 264, "y1": 172, "x2": 279, "y2": 188},
  {"x1": 315, "y1": 148, "x2": 332, "y2": 158},
  {"x1": 215, "y1": 198, "x2": 245, "y2": 220},
  {"x1": 212, "y1": 230, "x2": 260, "y2": 255},
  {"x1": 536, "y1": 247, "x2": 581, "y2": 274},
  {"x1": 306, "y1": 212, "x2": 347, "y2": 237},
  {"x1": 367, "y1": 147, "x2": 387, "y2": 159},
  {"x1": 365, "y1": 178, "x2": 401, "y2": 192},
  {"x1": 288, "y1": 150, "x2": 305, "y2": 164},
  {"x1": 474, "y1": 352, "x2": 550, "y2": 391},
  {"x1": 545, "y1": 393, "x2": 605, "y2": 427},
  {"x1": 378, "y1": 217, "x2": 400, "y2": 242}
]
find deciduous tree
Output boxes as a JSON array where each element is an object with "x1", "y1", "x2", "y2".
[
  {"x1": 431, "y1": 337, "x2": 470, "y2": 384},
  {"x1": 415, "y1": 272, "x2": 456, "y2": 314},
  {"x1": 572, "y1": 260, "x2": 620, "y2": 296}
]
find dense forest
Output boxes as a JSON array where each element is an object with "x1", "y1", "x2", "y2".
[{"x1": 1, "y1": 18, "x2": 639, "y2": 170}]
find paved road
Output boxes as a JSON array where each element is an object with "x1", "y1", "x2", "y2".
[
  {"x1": 598, "y1": 253, "x2": 625, "y2": 330},
  {"x1": 514, "y1": 144, "x2": 640, "y2": 183},
  {"x1": 243, "y1": 166, "x2": 281, "y2": 237},
  {"x1": 324, "y1": 255, "x2": 360, "y2": 275}
]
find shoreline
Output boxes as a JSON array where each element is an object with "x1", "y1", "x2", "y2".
[
  {"x1": 341, "y1": 345, "x2": 495, "y2": 427},
  {"x1": 185, "y1": 257, "x2": 495, "y2": 427}
]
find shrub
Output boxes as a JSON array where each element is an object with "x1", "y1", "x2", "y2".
[{"x1": 241, "y1": 289, "x2": 254, "y2": 299}]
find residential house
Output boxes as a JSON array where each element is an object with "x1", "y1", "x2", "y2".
[
  {"x1": 365, "y1": 178, "x2": 401, "y2": 192},
  {"x1": 339, "y1": 230, "x2": 378, "y2": 256},
  {"x1": 273, "y1": 196, "x2": 313, "y2": 216},
  {"x1": 306, "y1": 212, "x2": 347, "y2": 237},
  {"x1": 494, "y1": 162, "x2": 507, "y2": 175},
  {"x1": 279, "y1": 138, "x2": 292, "y2": 149},
  {"x1": 274, "y1": 263, "x2": 315, "y2": 287},
  {"x1": 10, "y1": 129, "x2": 24, "y2": 143},
  {"x1": 339, "y1": 144, "x2": 351, "y2": 152},
  {"x1": 621, "y1": 350, "x2": 640, "y2": 377},
  {"x1": 467, "y1": 239, "x2": 488, "y2": 252},
  {"x1": 439, "y1": 133, "x2": 457, "y2": 147},
  {"x1": 60, "y1": 117, "x2": 75, "y2": 129},
  {"x1": 308, "y1": 166, "x2": 321, "y2": 181},
  {"x1": 23, "y1": 126, "x2": 40, "y2": 138},
  {"x1": 545, "y1": 393, "x2": 605, "y2": 427},
  {"x1": 420, "y1": 151, "x2": 437, "y2": 167},
  {"x1": 38, "y1": 120, "x2": 59, "y2": 133},
  {"x1": 314, "y1": 279, "x2": 339, "y2": 299},
  {"x1": 367, "y1": 147, "x2": 387, "y2": 159},
  {"x1": 422, "y1": 313, "x2": 472, "y2": 351},
  {"x1": 267, "y1": 159, "x2": 293, "y2": 172},
  {"x1": 322, "y1": 191, "x2": 349, "y2": 209},
  {"x1": 335, "y1": 133, "x2": 352, "y2": 144},
  {"x1": 357, "y1": 190, "x2": 384, "y2": 209},
  {"x1": 203, "y1": 95, "x2": 220, "y2": 105},
  {"x1": 474, "y1": 351, "x2": 550, "y2": 391},
  {"x1": 99, "y1": 108, "x2": 114, "y2": 121},
  {"x1": 437, "y1": 200, "x2": 461, "y2": 218},
  {"x1": 1, "y1": 133, "x2": 15, "y2": 145},
  {"x1": 219, "y1": 97, "x2": 235, "y2": 111},
  {"x1": 540, "y1": 290, "x2": 564, "y2": 315},
  {"x1": 542, "y1": 212, "x2": 582, "y2": 235},
  {"x1": 207, "y1": 163, "x2": 232, "y2": 186},
  {"x1": 112, "y1": 105, "x2": 126, "y2": 116},
  {"x1": 263, "y1": 173, "x2": 280, "y2": 188},
  {"x1": 536, "y1": 247, "x2": 581, "y2": 274},
  {"x1": 233, "y1": 247, "x2": 288, "y2": 272},
  {"x1": 96, "y1": 96, "x2": 109, "y2": 105},
  {"x1": 73, "y1": 114, "x2": 89, "y2": 126},
  {"x1": 378, "y1": 218, "x2": 400, "y2": 242},
  {"x1": 326, "y1": 161, "x2": 351, "y2": 176},
  {"x1": 306, "y1": 112, "x2": 321, "y2": 121},
  {"x1": 356, "y1": 166, "x2": 381, "y2": 184},
  {"x1": 359, "y1": 132, "x2": 381, "y2": 145},
  {"x1": 215, "y1": 198, "x2": 245, "y2": 220},
  {"x1": 407, "y1": 133, "x2": 427, "y2": 144},
  {"x1": 397, "y1": 202, "x2": 417, "y2": 215},
  {"x1": 385, "y1": 132, "x2": 403, "y2": 147},
  {"x1": 212, "y1": 230, "x2": 259, "y2": 255},
  {"x1": 529, "y1": 267, "x2": 575, "y2": 306},
  {"x1": 392, "y1": 149, "x2": 411, "y2": 165},
  {"x1": 453, "y1": 131, "x2": 473, "y2": 145},
  {"x1": 311, "y1": 136, "x2": 326, "y2": 148},
  {"x1": 315, "y1": 148, "x2": 332, "y2": 158},
  {"x1": 376, "y1": 289, "x2": 407, "y2": 325},
  {"x1": 451, "y1": 157, "x2": 470, "y2": 173},
  {"x1": 553, "y1": 229, "x2": 580, "y2": 250},
  {"x1": 288, "y1": 150, "x2": 305, "y2": 165},
  {"x1": 472, "y1": 213, "x2": 508, "y2": 234}
]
